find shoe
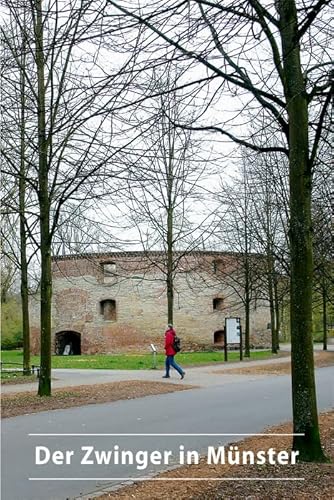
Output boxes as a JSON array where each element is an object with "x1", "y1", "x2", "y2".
[
  {"x1": 180, "y1": 372, "x2": 185, "y2": 380},
  {"x1": 162, "y1": 375, "x2": 170, "y2": 378}
]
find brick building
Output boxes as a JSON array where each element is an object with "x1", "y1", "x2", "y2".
[{"x1": 30, "y1": 251, "x2": 271, "y2": 354}]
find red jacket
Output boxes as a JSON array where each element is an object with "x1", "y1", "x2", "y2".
[{"x1": 165, "y1": 328, "x2": 176, "y2": 355}]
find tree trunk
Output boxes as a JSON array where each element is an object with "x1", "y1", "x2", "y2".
[
  {"x1": 322, "y1": 284, "x2": 327, "y2": 351},
  {"x1": 166, "y1": 123, "x2": 175, "y2": 326},
  {"x1": 19, "y1": 13, "x2": 30, "y2": 376},
  {"x1": 267, "y1": 253, "x2": 277, "y2": 354},
  {"x1": 242, "y1": 165, "x2": 251, "y2": 357},
  {"x1": 166, "y1": 202, "x2": 174, "y2": 325},
  {"x1": 38, "y1": 228, "x2": 52, "y2": 396},
  {"x1": 244, "y1": 253, "x2": 251, "y2": 357},
  {"x1": 266, "y1": 201, "x2": 278, "y2": 353},
  {"x1": 35, "y1": 0, "x2": 52, "y2": 396},
  {"x1": 20, "y1": 200, "x2": 30, "y2": 376},
  {"x1": 278, "y1": 0, "x2": 326, "y2": 461},
  {"x1": 274, "y1": 277, "x2": 280, "y2": 351},
  {"x1": 269, "y1": 288, "x2": 276, "y2": 354},
  {"x1": 244, "y1": 294, "x2": 250, "y2": 357}
]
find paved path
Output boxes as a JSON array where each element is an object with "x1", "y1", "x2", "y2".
[
  {"x1": 1, "y1": 364, "x2": 333, "y2": 500},
  {"x1": 1, "y1": 353, "x2": 292, "y2": 393},
  {"x1": 2, "y1": 346, "x2": 332, "y2": 394}
]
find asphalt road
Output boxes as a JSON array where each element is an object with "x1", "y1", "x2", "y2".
[{"x1": 2, "y1": 366, "x2": 333, "y2": 500}]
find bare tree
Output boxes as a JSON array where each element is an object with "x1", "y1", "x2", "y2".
[
  {"x1": 313, "y1": 162, "x2": 334, "y2": 350},
  {"x1": 1, "y1": 0, "x2": 142, "y2": 395},
  {"x1": 106, "y1": 0, "x2": 332, "y2": 461},
  {"x1": 0, "y1": 222, "x2": 18, "y2": 304},
  {"x1": 246, "y1": 148, "x2": 290, "y2": 353},
  {"x1": 214, "y1": 160, "x2": 260, "y2": 357},
  {"x1": 121, "y1": 70, "x2": 217, "y2": 324}
]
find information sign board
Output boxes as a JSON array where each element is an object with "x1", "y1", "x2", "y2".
[{"x1": 225, "y1": 317, "x2": 241, "y2": 344}]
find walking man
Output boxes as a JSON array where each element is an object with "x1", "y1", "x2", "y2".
[{"x1": 162, "y1": 324, "x2": 185, "y2": 379}]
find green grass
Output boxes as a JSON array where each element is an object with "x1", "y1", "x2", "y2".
[
  {"x1": 313, "y1": 329, "x2": 334, "y2": 343},
  {"x1": 1, "y1": 349, "x2": 276, "y2": 370}
]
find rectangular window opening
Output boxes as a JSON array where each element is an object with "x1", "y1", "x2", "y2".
[
  {"x1": 213, "y1": 298, "x2": 224, "y2": 311},
  {"x1": 100, "y1": 299, "x2": 116, "y2": 321}
]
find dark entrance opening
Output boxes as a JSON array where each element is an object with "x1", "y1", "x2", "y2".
[
  {"x1": 214, "y1": 330, "x2": 224, "y2": 344},
  {"x1": 55, "y1": 331, "x2": 81, "y2": 355}
]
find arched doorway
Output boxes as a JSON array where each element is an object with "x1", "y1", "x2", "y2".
[
  {"x1": 55, "y1": 331, "x2": 81, "y2": 355},
  {"x1": 214, "y1": 330, "x2": 224, "y2": 345}
]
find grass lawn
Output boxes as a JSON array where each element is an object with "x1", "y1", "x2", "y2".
[{"x1": 1, "y1": 349, "x2": 278, "y2": 371}]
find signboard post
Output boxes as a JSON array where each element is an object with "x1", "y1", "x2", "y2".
[
  {"x1": 150, "y1": 344, "x2": 157, "y2": 369},
  {"x1": 223, "y1": 328, "x2": 228, "y2": 362},
  {"x1": 224, "y1": 317, "x2": 242, "y2": 361}
]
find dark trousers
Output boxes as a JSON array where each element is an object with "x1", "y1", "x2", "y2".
[{"x1": 165, "y1": 355, "x2": 184, "y2": 377}]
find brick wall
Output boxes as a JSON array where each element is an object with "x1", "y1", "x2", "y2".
[{"x1": 30, "y1": 252, "x2": 271, "y2": 354}]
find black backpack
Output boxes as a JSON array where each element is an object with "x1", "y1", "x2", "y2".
[{"x1": 173, "y1": 336, "x2": 181, "y2": 352}]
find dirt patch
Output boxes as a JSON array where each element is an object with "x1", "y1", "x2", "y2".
[
  {"x1": 1, "y1": 381, "x2": 196, "y2": 418},
  {"x1": 94, "y1": 411, "x2": 334, "y2": 500},
  {"x1": 214, "y1": 351, "x2": 334, "y2": 376},
  {"x1": 1, "y1": 374, "x2": 38, "y2": 385}
]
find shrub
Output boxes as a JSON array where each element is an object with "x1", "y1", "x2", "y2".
[
  {"x1": 1, "y1": 334, "x2": 23, "y2": 350},
  {"x1": 1, "y1": 298, "x2": 23, "y2": 350}
]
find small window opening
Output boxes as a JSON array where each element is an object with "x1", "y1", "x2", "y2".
[
  {"x1": 212, "y1": 259, "x2": 224, "y2": 274},
  {"x1": 100, "y1": 299, "x2": 116, "y2": 321},
  {"x1": 102, "y1": 262, "x2": 116, "y2": 275},
  {"x1": 213, "y1": 298, "x2": 224, "y2": 311}
]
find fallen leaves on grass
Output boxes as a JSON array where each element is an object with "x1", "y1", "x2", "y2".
[
  {"x1": 94, "y1": 411, "x2": 334, "y2": 500},
  {"x1": 214, "y1": 351, "x2": 334, "y2": 376},
  {"x1": 1, "y1": 381, "x2": 196, "y2": 418},
  {"x1": 1, "y1": 374, "x2": 38, "y2": 385}
]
